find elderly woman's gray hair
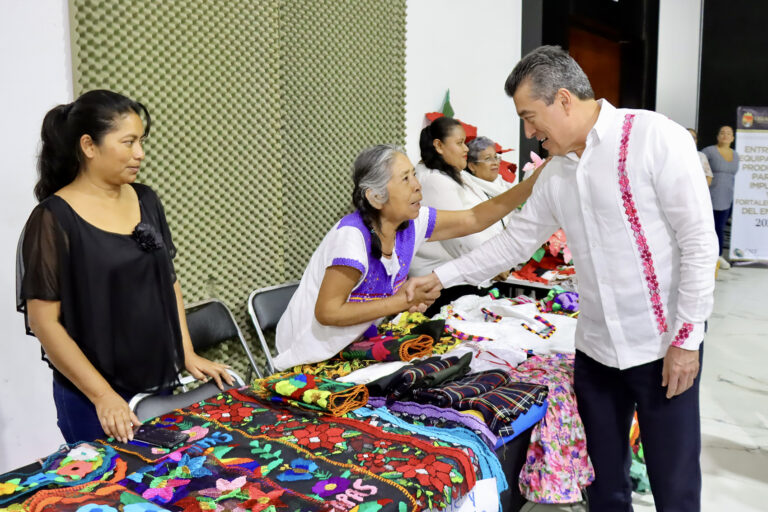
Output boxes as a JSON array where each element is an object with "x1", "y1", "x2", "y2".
[
  {"x1": 351, "y1": 144, "x2": 406, "y2": 208},
  {"x1": 351, "y1": 144, "x2": 408, "y2": 259},
  {"x1": 504, "y1": 45, "x2": 594, "y2": 105},
  {"x1": 467, "y1": 136, "x2": 496, "y2": 164}
]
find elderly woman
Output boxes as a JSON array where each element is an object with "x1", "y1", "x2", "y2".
[
  {"x1": 465, "y1": 136, "x2": 515, "y2": 226},
  {"x1": 411, "y1": 118, "x2": 538, "y2": 278},
  {"x1": 274, "y1": 144, "x2": 542, "y2": 370},
  {"x1": 18, "y1": 90, "x2": 233, "y2": 444}
]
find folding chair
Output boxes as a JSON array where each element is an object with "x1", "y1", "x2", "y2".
[
  {"x1": 129, "y1": 298, "x2": 261, "y2": 422},
  {"x1": 247, "y1": 282, "x2": 299, "y2": 375}
]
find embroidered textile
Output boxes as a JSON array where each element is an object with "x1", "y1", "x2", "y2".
[
  {"x1": 177, "y1": 389, "x2": 473, "y2": 510},
  {"x1": 256, "y1": 373, "x2": 369, "y2": 416},
  {"x1": 340, "y1": 334, "x2": 433, "y2": 362},
  {"x1": 512, "y1": 354, "x2": 594, "y2": 504},
  {"x1": 455, "y1": 383, "x2": 548, "y2": 437},
  {"x1": 617, "y1": 113, "x2": 668, "y2": 335},
  {"x1": 377, "y1": 315, "x2": 460, "y2": 355},
  {"x1": 286, "y1": 358, "x2": 374, "y2": 381},
  {"x1": 366, "y1": 397, "x2": 498, "y2": 450},
  {"x1": 411, "y1": 369, "x2": 510, "y2": 407},
  {"x1": 0, "y1": 443, "x2": 122, "y2": 506},
  {"x1": 18, "y1": 482, "x2": 168, "y2": 512},
  {"x1": 351, "y1": 406, "x2": 507, "y2": 496}
]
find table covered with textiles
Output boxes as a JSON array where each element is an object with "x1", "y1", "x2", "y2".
[{"x1": 0, "y1": 292, "x2": 594, "y2": 512}]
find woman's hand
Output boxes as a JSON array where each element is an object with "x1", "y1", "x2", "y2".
[
  {"x1": 93, "y1": 388, "x2": 140, "y2": 443},
  {"x1": 185, "y1": 352, "x2": 235, "y2": 390}
]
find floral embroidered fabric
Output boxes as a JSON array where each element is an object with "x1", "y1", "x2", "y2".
[
  {"x1": 617, "y1": 113, "x2": 668, "y2": 335},
  {"x1": 0, "y1": 443, "x2": 123, "y2": 506},
  {"x1": 512, "y1": 354, "x2": 594, "y2": 504},
  {"x1": 340, "y1": 334, "x2": 434, "y2": 362},
  {"x1": 16, "y1": 482, "x2": 168, "y2": 512},
  {"x1": 255, "y1": 373, "x2": 369, "y2": 416},
  {"x1": 177, "y1": 388, "x2": 474, "y2": 510}
]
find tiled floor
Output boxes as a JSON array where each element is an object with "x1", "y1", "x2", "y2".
[{"x1": 521, "y1": 266, "x2": 768, "y2": 511}]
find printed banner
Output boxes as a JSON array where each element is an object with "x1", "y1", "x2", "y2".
[{"x1": 731, "y1": 106, "x2": 768, "y2": 261}]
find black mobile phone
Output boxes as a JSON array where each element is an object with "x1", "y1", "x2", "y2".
[{"x1": 132, "y1": 424, "x2": 190, "y2": 449}]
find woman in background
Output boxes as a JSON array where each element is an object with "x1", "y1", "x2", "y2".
[
  {"x1": 18, "y1": 90, "x2": 232, "y2": 444},
  {"x1": 702, "y1": 125, "x2": 739, "y2": 269},
  {"x1": 411, "y1": 118, "x2": 541, "y2": 298}
]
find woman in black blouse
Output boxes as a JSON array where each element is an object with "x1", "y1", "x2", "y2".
[{"x1": 17, "y1": 90, "x2": 233, "y2": 444}]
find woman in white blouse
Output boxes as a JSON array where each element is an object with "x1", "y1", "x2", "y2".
[{"x1": 411, "y1": 118, "x2": 539, "y2": 278}]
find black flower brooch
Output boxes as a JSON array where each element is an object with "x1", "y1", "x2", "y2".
[{"x1": 131, "y1": 222, "x2": 164, "y2": 252}]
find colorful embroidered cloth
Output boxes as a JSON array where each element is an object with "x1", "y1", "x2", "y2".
[
  {"x1": 16, "y1": 482, "x2": 168, "y2": 512},
  {"x1": 287, "y1": 358, "x2": 373, "y2": 380},
  {"x1": 377, "y1": 314, "x2": 460, "y2": 355},
  {"x1": 512, "y1": 354, "x2": 594, "y2": 504},
  {"x1": 351, "y1": 406, "x2": 507, "y2": 496},
  {"x1": 179, "y1": 388, "x2": 474, "y2": 510},
  {"x1": 256, "y1": 373, "x2": 369, "y2": 416},
  {"x1": 411, "y1": 369, "x2": 511, "y2": 407},
  {"x1": 340, "y1": 333, "x2": 434, "y2": 362},
  {"x1": 366, "y1": 396, "x2": 499, "y2": 450},
  {"x1": 0, "y1": 443, "x2": 122, "y2": 506}
]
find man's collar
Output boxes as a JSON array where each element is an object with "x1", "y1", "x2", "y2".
[{"x1": 590, "y1": 99, "x2": 615, "y2": 143}]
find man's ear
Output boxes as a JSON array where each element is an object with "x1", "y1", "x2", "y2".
[
  {"x1": 365, "y1": 189, "x2": 384, "y2": 210},
  {"x1": 80, "y1": 134, "x2": 96, "y2": 159},
  {"x1": 557, "y1": 88, "x2": 572, "y2": 114}
]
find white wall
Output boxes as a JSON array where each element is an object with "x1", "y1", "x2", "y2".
[
  {"x1": 655, "y1": 0, "x2": 703, "y2": 129},
  {"x1": 405, "y1": 0, "x2": 523, "y2": 168},
  {"x1": 0, "y1": 0, "x2": 71, "y2": 472}
]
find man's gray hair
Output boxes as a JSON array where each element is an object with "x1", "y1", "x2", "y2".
[
  {"x1": 504, "y1": 45, "x2": 594, "y2": 105},
  {"x1": 467, "y1": 136, "x2": 496, "y2": 163}
]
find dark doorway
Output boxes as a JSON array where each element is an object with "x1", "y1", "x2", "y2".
[{"x1": 518, "y1": 0, "x2": 660, "y2": 166}]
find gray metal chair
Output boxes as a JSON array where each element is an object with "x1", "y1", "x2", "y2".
[
  {"x1": 247, "y1": 282, "x2": 299, "y2": 375},
  {"x1": 129, "y1": 298, "x2": 261, "y2": 422}
]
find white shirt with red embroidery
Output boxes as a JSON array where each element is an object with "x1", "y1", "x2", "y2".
[{"x1": 434, "y1": 100, "x2": 718, "y2": 370}]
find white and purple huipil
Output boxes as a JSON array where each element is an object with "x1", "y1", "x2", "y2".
[{"x1": 274, "y1": 207, "x2": 436, "y2": 370}]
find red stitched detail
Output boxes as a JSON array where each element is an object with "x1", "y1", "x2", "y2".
[
  {"x1": 618, "y1": 114, "x2": 668, "y2": 334},
  {"x1": 671, "y1": 322, "x2": 694, "y2": 347}
]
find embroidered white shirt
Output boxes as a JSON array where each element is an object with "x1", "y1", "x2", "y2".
[{"x1": 435, "y1": 100, "x2": 719, "y2": 369}]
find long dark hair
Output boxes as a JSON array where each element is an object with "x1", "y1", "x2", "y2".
[
  {"x1": 351, "y1": 144, "x2": 408, "y2": 260},
  {"x1": 35, "y1": 90, "x2": 151, "y2": 201},
  {"x1": 419, "y1": 116, "x2": 463, "y2": 185}
]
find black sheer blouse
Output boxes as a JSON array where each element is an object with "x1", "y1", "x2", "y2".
[{"x1": 16, "y1": 183, "x2": 184, "y2": 394}]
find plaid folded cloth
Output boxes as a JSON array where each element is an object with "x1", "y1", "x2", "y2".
[
  {"x1": 387, "y1": 353, "x2": 472, "y2": 402},
  {"x1": 457, "y1": 382, "x2": 549, "y2": 437},
  {"x1": 257, "y1": 373, "x2": 369, "y2": 416},
  {"x1": 412, "y1": 369, "x2": 511, "y2": 407},
  {"x1": 340, "y1": 333, "x2": 433, "y2": 362}
]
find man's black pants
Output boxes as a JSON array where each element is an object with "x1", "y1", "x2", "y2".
[{"x1": 574, "y1": 349, "x2": 702, "y2": 511}]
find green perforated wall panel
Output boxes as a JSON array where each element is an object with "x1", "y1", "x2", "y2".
[
  {"x1": 69, "y1": 0, "x2": 406, "y2": 375},
  {"x1": 279, "y1": 1, "x2": 407, "y2": 278}
]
